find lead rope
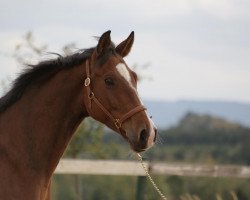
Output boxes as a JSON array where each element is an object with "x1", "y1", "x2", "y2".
[
  {"x1": 84, "y1": 60, "x2": 166, "y2": 198},
  {"x1": 136, "y1": 153, "x2": 167, "y2": 200}
]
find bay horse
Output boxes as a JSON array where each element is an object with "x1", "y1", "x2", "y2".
[{"x1": 0, "y1": 31, "x2": 157, "y2": 200}]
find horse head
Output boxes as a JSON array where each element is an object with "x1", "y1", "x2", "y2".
[{"x1": 84, "y1": 31, "x2": 157, "y2": 152}]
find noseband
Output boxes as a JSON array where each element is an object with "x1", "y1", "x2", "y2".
[{"x1": 84, "y1": 60, "x2": 146, "y2": 133}]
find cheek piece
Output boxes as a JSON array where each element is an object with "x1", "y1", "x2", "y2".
[{"x1": 83, "y1": 59, "x2": 146, "y2": 136}]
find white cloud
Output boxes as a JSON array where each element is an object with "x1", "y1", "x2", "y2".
[{"x1": 0, "y1": 0, "x2": 250, "y2": 103}]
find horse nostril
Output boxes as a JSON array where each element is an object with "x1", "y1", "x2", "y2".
[
  {"x1": 153, "y1": 127, "x2": 158, "y2": 142},
  {"x1": 139, "y1": 129, "x2": 149, "y2": 143}
]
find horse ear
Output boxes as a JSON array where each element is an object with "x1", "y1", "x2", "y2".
[
  {"x1": 115, "y1": 31, "x2": 134, "y2": 57},
  {"x1": 96, "y1": 30, "x2": 111, "y2": 56}
]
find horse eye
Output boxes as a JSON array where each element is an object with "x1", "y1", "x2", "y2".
[{"x1": 104, "y1": 78, "x2": 115, "y2": 86}]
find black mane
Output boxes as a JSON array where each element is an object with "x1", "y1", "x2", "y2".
[{"x1": 0, "y1": 48, "x2": 95, "y2": 113}]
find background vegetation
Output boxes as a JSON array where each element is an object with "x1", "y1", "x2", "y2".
[{"x1": 51, "y1": 112, "x2": 250, "y2": 200}]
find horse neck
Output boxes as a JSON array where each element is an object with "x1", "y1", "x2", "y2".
[{"x1": 0, "y1": 62, "x2": 88, "y2": 183}]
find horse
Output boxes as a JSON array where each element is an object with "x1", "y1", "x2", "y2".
[{"x1": 0, "y1": 30, "x2": 157, "y2": 200}]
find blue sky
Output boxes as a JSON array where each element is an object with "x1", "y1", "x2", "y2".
[{"x1": 1, "y1": 0, "x2": 250, "y2": 103}]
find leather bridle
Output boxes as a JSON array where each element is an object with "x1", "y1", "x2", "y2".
[{"x1": 84, "y1": 59, "x2": 147, "y2": 133}]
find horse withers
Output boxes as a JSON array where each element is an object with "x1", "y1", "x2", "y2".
[{"x1": 0, "y1": 31, "x2": 157, "y2": 200}]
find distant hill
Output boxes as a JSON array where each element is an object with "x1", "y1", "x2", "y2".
[
  {"x1": 160, "y1": 112, "x2": 250, "y2": 145},
  {"x1": 177, "y1": 112, "x2": 241, "y2": 132},
  {"x1": 154, "y1": 111, "x2": 250, "y2": 165},
  {"x1": 143, "y1": 100, "x2": 250, "y2": 128}
]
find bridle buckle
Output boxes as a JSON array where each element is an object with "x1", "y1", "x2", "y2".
[
  {"x1": 84, "y1": 77, "x2": 91, "y2": 86},
  {"x1": 88, "y1": 92, "x2": 94, "y2": 100},
  {"x1": 114, "y1": 119, "x2": 121, "y2": 129}
]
